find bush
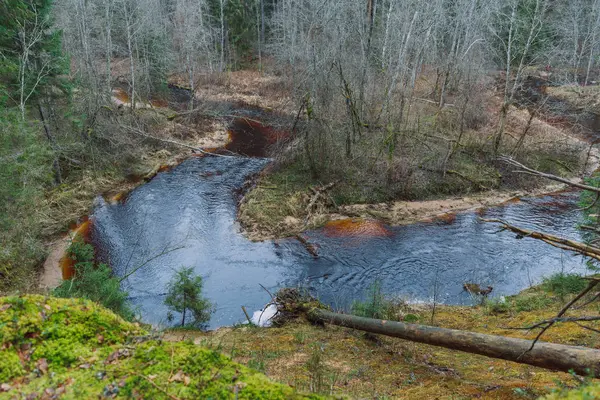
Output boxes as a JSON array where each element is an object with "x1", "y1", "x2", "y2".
[
  {"x1": 52, "y1": 241, "x2": 134, "y2": 320},
  {"x1": 513, "y1": 294, "x2": 554, "y2": 312},
  {"x1": 165, "y1": 267, "x2": 214, "y2": 328},
  {"x1": 542, "y1": 273, "x2": 587, "y2": 298},
  {"x1": 351, "y1": 281, "x2": 397, "y2": 320}
]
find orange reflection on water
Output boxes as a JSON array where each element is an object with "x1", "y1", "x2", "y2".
[{"x1": 324, "y1": 218, "x2": 392, "y2": 237}]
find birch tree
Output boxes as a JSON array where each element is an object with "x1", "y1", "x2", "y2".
[{"x1": 489, "y1": 0, "x2": 549, "y2": 155}]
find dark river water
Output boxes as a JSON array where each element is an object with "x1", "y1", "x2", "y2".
[{"x1": 92, "y1": 156, "x2": 588, "y2": 328}]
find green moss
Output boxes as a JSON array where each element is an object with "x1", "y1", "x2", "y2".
[
  {"x1": 541, "y1": 382, "x2": 600, "y2": 399},
  {"x1": 0, "y1": 295, "x2": 324, "y2": 399},
  {"x1": 0, "y1": 295, "x2": 140, "y2": 382},
  {"x1": 0, "y1": 351, "x2": 23, "y2": 383}
]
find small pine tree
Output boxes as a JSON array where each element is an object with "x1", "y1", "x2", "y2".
[
  {"x1": 165, "y1": 267, "x2": 214, "y2": 328},
  {"x1": 52, "y1": 240, "x2": 134, "y2": 321}
]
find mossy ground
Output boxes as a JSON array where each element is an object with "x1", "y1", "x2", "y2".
[
  {"x1": 0, "y1": 295, "x2": 323, "y2": 399},
  {"x1": 165, "y1": 285, "x2": 600, "y2": 400}
]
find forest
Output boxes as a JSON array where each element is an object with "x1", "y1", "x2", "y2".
[{"x1": 3, "y1": 0, "x2": 600, "y2": 398}]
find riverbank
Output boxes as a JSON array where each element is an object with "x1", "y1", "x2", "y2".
[
  {"x1": 1, "y1": 282, "x2": 598, "y2": 399},
  {"x1": 237, "y1": 77, "x2": 599, "y2": 241},
  {"x1": 37, "y1": 71, "x2": 599, "y2": 290},
  {"x1": 163, "y1": 281, "x2": 599, "y2": 399}
]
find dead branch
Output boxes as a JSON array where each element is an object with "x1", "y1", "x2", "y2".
[
  {"x1": 259, "y1": 283, "x2": 275, "y2": 302},
  {"x1": 121, "y1": 125, "x2": 236, "y2": 158},
  {"x1": 578, "y1": 192, "x2": 600, "y2": 211},
  {"x1": 507, "y1": 315, "x2": 600, "y2": 331},
  {"x1": 580, "y1": 225, "x2": 600, "y2": 235},
  {"x1": 482, "y1": 218, "x2": 600, "y2": 261},
  {"x1": 575, "y1": 322, "x2": 600, "y2": 334},
  {"x1": 574, "y1": 291, "x2": 600, "y2": 310},
  {"x1": 305, "y1": 182, "x2": 337, "y2": 224},
  {"x1": 521, "y1": 280, "x2": 599, "y2": 355},
  {"x1": 241, "y1": 306, "x2": 254, "y2": 325},
  {"x1": 498, "y1": 156, "x2": 600, "y2": 193}
]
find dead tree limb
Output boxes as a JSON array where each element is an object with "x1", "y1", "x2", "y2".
[
  {"x1": 305, "y1": 182, "x2": 337, "y2": 224},
  {"x1": 519, "y1": 280, "x2": 599, "y2": 355},
  {"x1": 308, "y1": 309, "x2": 600, "y2": 376},
  {"x1": 498, "y1": 156, "x2": 600, "y2": 193},
  {"x1": 578, "y1": 192, "x2": 600, "y2": 211},
  {"x1": 506, "y1": 315, "x2": 600, "y2": 331},
  {"x1": 481, "y1": 219, "x2": 600, "y2": 261},
  {"x1": 121, "y1": 125, "x2": 236, "y2": 158}
]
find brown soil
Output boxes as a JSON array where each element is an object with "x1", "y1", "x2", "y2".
[{"x1": 39, "y1": 238, "x2": 69, "y2": 290}]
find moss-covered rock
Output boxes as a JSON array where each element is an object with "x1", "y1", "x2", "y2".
[{"x1": 0, "y1": 295, "x2": 323, "y2": 399}]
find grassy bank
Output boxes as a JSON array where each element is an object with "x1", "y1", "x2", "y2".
[
  {"x1": 1, "y1": 282, "x2": 599, "y2": 399},
  {"x1": 165, "y1": 277, "x2": 599, "y2": 399}
]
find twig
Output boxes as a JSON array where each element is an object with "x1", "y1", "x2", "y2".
[
  {"x1": 134, "y1": 373, "x2": 181, "y2": 400},
  {"x1": 241, "y1": 306, "x2": 254, "y2": 325},
  {"x1": 291, "y1": 95, "x2": 308, "y2": 134},
  {"x1": 258, "y1": 284, "x2": 275, "y2": 303},
  {"x1": 119, "y1": 246, "x2": 185, "y2": 283},
  {"x1": 580, "y1": 225, "x2": 600, "y2": 234},
  {"x1": 577, "y1": 192, "x2": 600, "y2": 211},
  {"x1": 575, "y1": 322, "x2": 600, "y2": 334},
  {"x1": 574, "y1": 291, "x2": 600, "y2": 310},
  {"x1": 506, "y1": 315, "x2": 600, "y2": 331}
]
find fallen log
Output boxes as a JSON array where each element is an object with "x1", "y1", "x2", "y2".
[{"x1": 309, "y1": 309, "x2": 600, "y2": 376}]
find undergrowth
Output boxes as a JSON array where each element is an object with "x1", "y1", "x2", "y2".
[
  {"x1": 351, "y1": 281, "x2": 398, "y2": 321},
  {"x1": 52, "y1": 240, "x2": 134, "y2": 321},
  {"x1": 541, "y1": 273, "x2": 587, "y2": 300}
]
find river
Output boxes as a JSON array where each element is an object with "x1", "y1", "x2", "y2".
[{"x1": 91, "y1": 153, "x2": 588, "y2": 329}]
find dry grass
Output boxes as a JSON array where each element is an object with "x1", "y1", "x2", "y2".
[{"x1": 165, "y1": 285, "x2": 599, "y2": 399}]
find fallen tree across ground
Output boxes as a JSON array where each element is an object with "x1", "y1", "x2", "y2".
[{"x1": 308, "y1": 308, "x2": 600, "y2": 376}]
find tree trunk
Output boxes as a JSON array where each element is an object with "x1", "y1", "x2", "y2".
[
  {"x1": 181, "y1": 292, "x2": 186, "y2": 327},
  {"x1": 309, "y1": 309, "x2": 600, "y2": 376},
  {"x1": 38, "y1": 103, "x2": 62, "y2": 185}
]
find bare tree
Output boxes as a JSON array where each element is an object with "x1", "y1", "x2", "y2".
[
  {"x1": 489, "y1": 0, "x2": 549, "y2": 155},
  {"x1": 15, "y1": 4, "x2": 55, "y2": 120}
]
